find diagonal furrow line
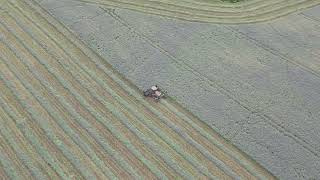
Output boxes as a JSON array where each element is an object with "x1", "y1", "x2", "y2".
[
  {"x1": 0, "y1": 12, "x2": 120, "y2": 179},
  {"x1": 0, "y1": 16, "x2": 142, "y2": 179},
  {"x1": 0, "y1": 11, "x2": 172, "y2": 180},
  {"x1": 3, "y1": 5, "x2": 186, "y2": 178},
  {"x1": 103, "y1": 8, "x2": 320, "y2": 158},
  {"x1": 20, "y1": 0, "x2": 274, "y2": 178},
  {"x1": 0, "y1": 47, "x2": 98, "y2": 180},
  {"x1": 0, "y1": 115, "x2": 25, "y2": 180},
  {"x1": 90, "y1": 9, "x2": 301, "y2": 178},
  {"x1": 226, "y1": 26, "x2": 320, "y2": 79},
  {"x1": 0, "y1": 25, "x2": 116, "y2": 179},
  {"x1": 160, "y1": 100, "x2": 272, "y2": 179},
  {"x1": 0, "y1": 94, "x2": 71, "y2": 179},
  {"x1": 0, "y1": 71, "x2": 79, "y2": 179},
  {"x1": 28, "y1": 0, "x2": 260, "y2": 176},
  {"x1": 15, "y1": 1, "x2": 238, "y2": 178},
  {"x1": 27, "y1": 1, "x2": 238, "y2": 177},
  {"x1": 0, "y1": 77, "x2": 69, "y2": 179},
  {"x1": 66, "y1": 63, "x2": 224, "y2": 178},
  {"x1": 39, "y1": 17, "x2": 225, "y2": 178},
  {"x1": 152, "y1": 101, "x2": 259, "y2": 179},
  {"x1": 225, "y1": 25, "x2": 320, "y2": 152},
  {"x1": 0, "y1": 64, "x2": 81, "y2": 179},
  {"x1": 0, "y1": 163, "x2": 10, "y2": 180},
  {"x1": 0, "y1": 85, "x2": 48, "y2": 179},
  {"x1": 1, "y1": 0, "x2": 258, "y2": 177},
  {"x1": 300, "y1": 12, "x2": 320, "y2": 24},
  {"x1": 0, "y1": 44, "x2": 100, "y2": 179},
  {"x1": 0, "y1": 92, "x2": 61, "y2": 179},
  {"x1": 6, "y1": 2, "x2": 228, "y2": 178},
  {"x1": 77, "y1": 58, "x2": 255, "y2": 178}
]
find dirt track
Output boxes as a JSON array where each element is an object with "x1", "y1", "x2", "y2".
[{"x1": 0, "y1": 0, "x2": 275, "y2": 178}]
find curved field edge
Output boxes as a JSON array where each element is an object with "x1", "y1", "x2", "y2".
[
  {"x1": 28, "y1": 0, "x2": 273, "y2": 176},
  {"x1": 0, "y1": 0, "x2": 275, "y2": 178},
  {"x1": 76, "y1": 0, "x2": 320, "y2": 23}
]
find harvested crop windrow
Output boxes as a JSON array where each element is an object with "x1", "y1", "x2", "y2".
[
  {"x1": 0, "y1": 0, "x2": 275, "y2": 178},
  {"x1": 76, "y1": 0, "x2": 320, "y2": 23}
]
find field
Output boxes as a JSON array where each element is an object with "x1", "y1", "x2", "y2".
[
  {"x1": 76, "y1": 0, "x2": 320, "y2": 23},
  {"x1": 34, "y1": 0, "x2": 320, "y2": 179},
  {"x1": 0, "y1": 0, "x2": 276, "y2": 179}
]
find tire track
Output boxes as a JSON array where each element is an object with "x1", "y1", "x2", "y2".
[
  {"x1": 3, "y1": 5, "x2": 175, "y2": 179},
  {"x1": 8, "y1": 1, "x2": 228, "y2": 177},
  {"x1": 4, "y1": 2, "x2": 188, "y2": 178},
  {"x1": 102, "y1": 8, "x2": 320, "y2": 159},
  {"x1": 0, "y1": 0, "x2": 275, "y2": 178},
  {"x1": 34, "y1": 0, "x2": 275, "y2": 176},
  {"x1": 31, "y1": 0, "x2": 276, "y2": 176},
  {"x1": 17, "y1": 0, "x2": 238, "y2": 177}
]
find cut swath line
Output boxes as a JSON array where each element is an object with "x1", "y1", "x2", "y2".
[
  {"x1": 103, "y1": 3, "x2": 320, "y2": 159},
  {"x1": 0, "y1": 39, "x2": 104, "y2": 179},
  {"x1": 15, "y1": 2, "x2": 246, "y2": 177},
  {"x1": 1, "y1": 11, "x2": 168, "y2": 179},
  {"x1": 0, "y1": 114, "x2": 26, "y2": 179},
  {"x1": 0, "y1": 14, "x2": 119, "y2": 179},
  {"x1": 1, "y1": 5, "x2": 178, "y2": 179},
  {"x1": 76, "y1": 0, "x2": 320, "y2": 23},
  {"x1": 6, "y1": 2, "x2": 228, "y2": 178},
  {"x1": 27, "y1": 0, "x2": 274, "y2": 176},
  {"x1": 0, "y1": 46, "x2": 97, "y2": 180},
  {"x1": 0, "y1": 74, "x2": 79, "y2": 179},
  {"x1": 0, "y1": 31, "x2": 116, "y2": 179},
  {"x1": 0, "y1": 95, "x2": 71, "y2": 179},
  {"x1": 0, "y1": 88, "x2": 47, "y2": 179},
  {"x1": 0, "y1": 16, "x2": 142, "y2": 179},
  {"x1": 0, "y1": 0, "x2": 275, "y2": 178}
]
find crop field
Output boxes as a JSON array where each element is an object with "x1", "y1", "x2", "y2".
[
  {"x1": 76, "y1": 0, "x2": 320, "y2": 23},
  {"x1": 0, "y1": 0, "x2": 276, "y2": 179},
  {"x1": 33, "y1": 0, "x2": 320, "y2": 178}
]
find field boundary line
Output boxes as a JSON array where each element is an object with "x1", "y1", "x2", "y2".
[
  {"x1": 101, "y1": 8, "x2": 320, "y2": 158},
  {"x1": 13, "y1": 0, "x2": 242, "y2": 178},
  {"x1": 21, "y1": 0, "x2": 275, "y2": 178}
]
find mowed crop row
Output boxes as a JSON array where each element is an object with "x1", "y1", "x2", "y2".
[
  {"x1": 0, "y1": 0, "x2": 274, "y2": 179},
  {"x1": 77, "y1": 0, "x2": 320, "y2": 23}
]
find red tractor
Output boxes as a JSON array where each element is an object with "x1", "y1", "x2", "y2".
[{"x1": 143, "y1": 85, "x2": 166, "y2": 101}]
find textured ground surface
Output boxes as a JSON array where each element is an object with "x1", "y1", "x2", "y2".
[
  {"x1": 0, "y1": 0, "x2": 275, "y2": 179},
  {"x1": 34, "y1": 0, "x2": 320, "y2": 179},
  {"x1": 75, "y1": 0, "x2": 320, "y2": 23}
]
